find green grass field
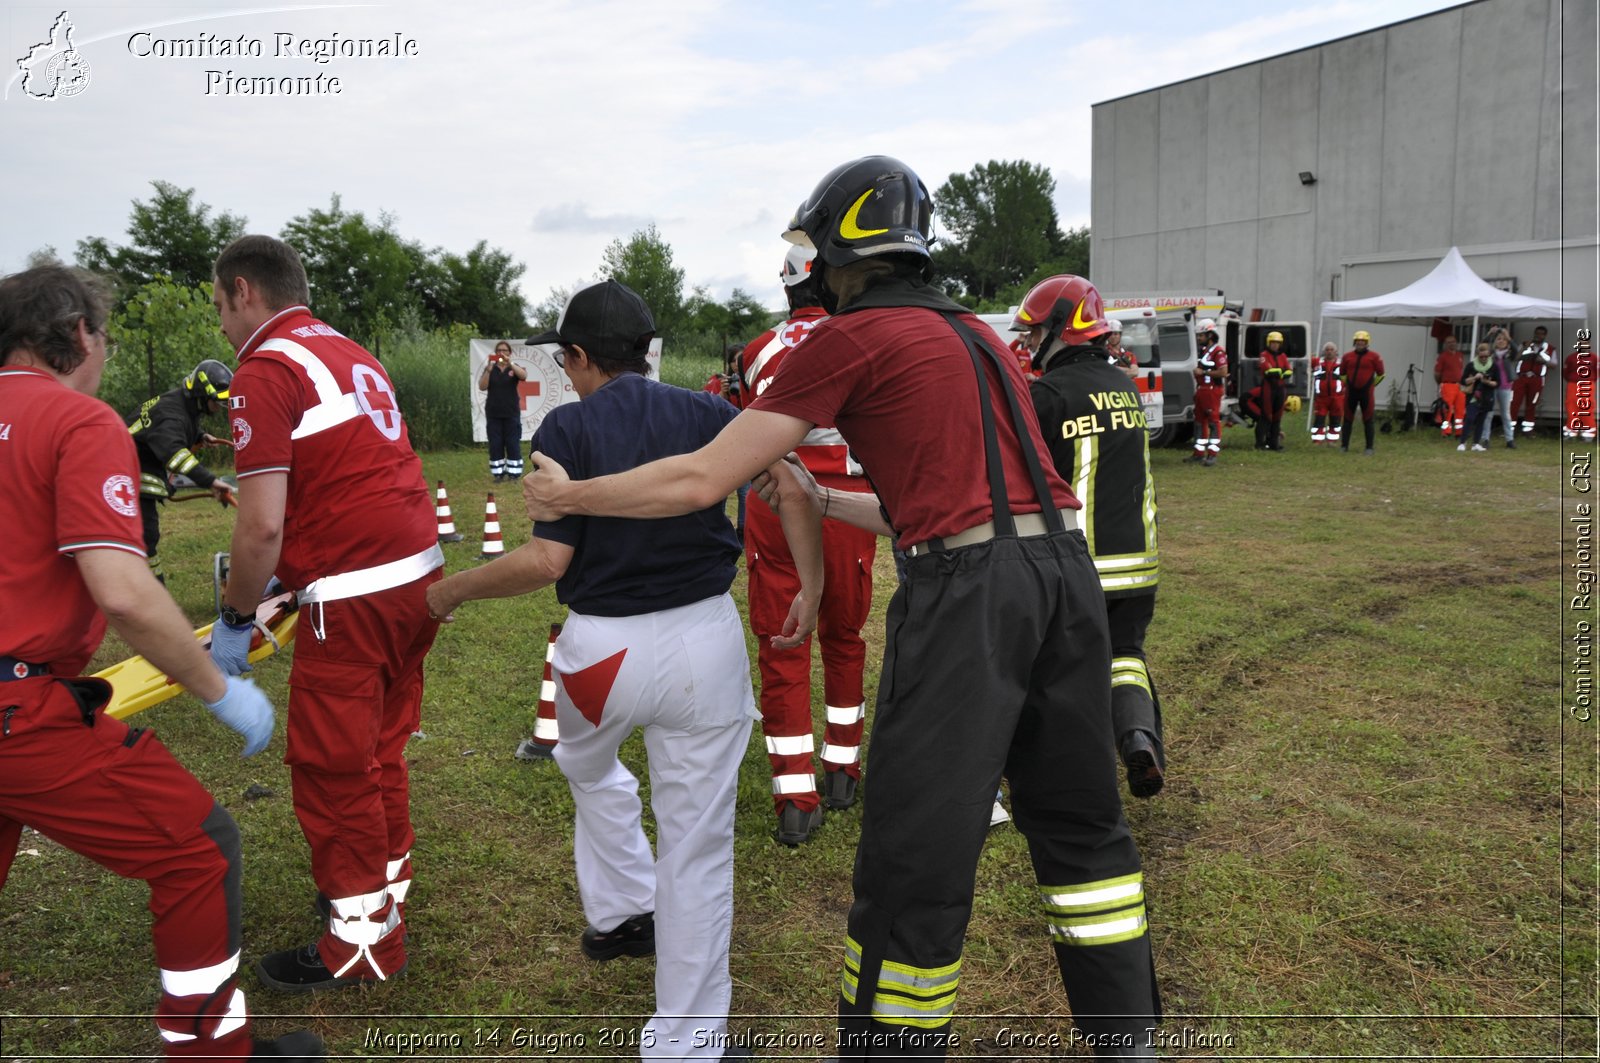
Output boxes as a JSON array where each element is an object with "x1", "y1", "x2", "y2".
[{"x1": 1, "y1": 416, "x2": 1593, "y2": 1061}]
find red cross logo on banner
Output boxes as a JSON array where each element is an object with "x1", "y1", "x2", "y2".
[
  {"x1": 780, "y1": 320, "x2": 816, "y2": 347},
  {"x1": 517, "y1": 380, "x2": 541, "y2": 409}
]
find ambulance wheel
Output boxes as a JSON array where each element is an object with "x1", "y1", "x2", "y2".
[{"x1": 1147, "y1": 422, "x2": 1178, "y2": 448}]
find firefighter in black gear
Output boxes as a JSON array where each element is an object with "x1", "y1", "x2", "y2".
[
  {"x1": 126, "y1": 359, "x2": 235, "y2": 581},
  {"x1": 1019, "y1": 275, "x2": 1165, "y2": 801}
]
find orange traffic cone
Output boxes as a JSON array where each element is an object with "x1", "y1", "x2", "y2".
[
  {"x1": 480, "y1": 493, "x2": 505, "y2": 559},
  {"x1": 435, "y1": 480, "x2": 464, "y2": 543},
  {"x1": 514, "y1": 622, "x2": 562, "y2": 761}
]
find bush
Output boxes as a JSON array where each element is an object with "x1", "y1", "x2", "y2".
[
  {"x1": 379, "y1": 320, "x2": 477, "y2": 450},
  {"x1": 102, "y1": 277, "x2": 234, "y2": 419}
]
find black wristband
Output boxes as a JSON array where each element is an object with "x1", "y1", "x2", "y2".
[{"x1": 220, "y1": 604, "x2": 253, "y2": 628}]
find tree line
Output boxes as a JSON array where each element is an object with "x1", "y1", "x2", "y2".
[{"x1": 40, "y1": 162, "x2": 1086, "y2": 417}]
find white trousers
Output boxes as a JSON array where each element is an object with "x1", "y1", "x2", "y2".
[{"x1": 552, "y1": 594, "x2": 758, "y2": 1061}]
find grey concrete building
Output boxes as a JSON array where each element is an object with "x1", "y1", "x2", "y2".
[{"x1": 1090, "y1": 0, "x2": 1596, "y2": 394}]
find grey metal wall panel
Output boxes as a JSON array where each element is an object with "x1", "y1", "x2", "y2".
[
  {"x1": 1379, "y1": 9, "x2": 1463, "y2": 251},
  {"x1": 1110, "y1": 234, "x2": 1160, "y2": 293},
  {"x1": 1256, "y1": 213, "x2": 1317, "y2": 314},
  {"x1": 1552, "y1": 0, "x2": 1599, "y2": 241},
  {"x1": 1204, "y1": 220, "x2": 1259, "y2": 297},
  {"x1": 1157, "y1": 227, "x2": 1207, "y2": 289},
  {"x1": 1453, "y1": 0, "x2": 1545, "y2": 244},
  {"x1": 1315, "y1": 32, "x2": 1389, "y2": 278},
  {"x1": 1157, "y1": 82, "x2": 1208, "y2": 232},
  {"x1": 1207, "y1": 66, "x2": 1261, "y2": 226},
  {"x1": 1258, "y1": 51, "x2": 1321, "y2": 219},
  {"x1": 1113, "y1": 94, "x2": 1161, "y2": 240}
]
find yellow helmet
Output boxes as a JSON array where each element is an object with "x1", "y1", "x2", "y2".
[
  {"x1": 1353, "y1": 330, "x2": 1371, "y2": 342},
  {"x1": 1284, "y1": 394, "x2": 1303, "y2": 412},
  {"x1": 1266, "y1": 331, "x2": 1284, "y2": 344}
]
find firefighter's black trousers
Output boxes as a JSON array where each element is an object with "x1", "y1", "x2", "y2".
[
  {"x1": 1107, "y1": 591, "x2": 1164, "y2": 770},
  {"x1": 837, "y1": 530, "x2": 1160, "y2": 1059}
]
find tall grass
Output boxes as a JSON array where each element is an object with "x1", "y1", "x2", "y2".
[{"x1": 379, "y1": 323, "x2": 477, "y2": 450}]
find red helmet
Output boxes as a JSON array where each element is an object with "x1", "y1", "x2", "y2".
[{"x1": 1012, "y1": 274, "x2": 1109, "y2": 346}]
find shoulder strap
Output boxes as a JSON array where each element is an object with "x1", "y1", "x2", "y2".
[{"x1": 940, "y1": 312, "x2": 1065, "y2": 537}]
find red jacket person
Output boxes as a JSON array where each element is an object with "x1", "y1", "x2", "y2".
[
  {"x1": 524, "y1": 156, "x2": 1160, "y2": 1059},
  {"x1": 209, "y1": 236, "x2": 444, "y2": 992},
  {"x1": 1338, "y1": 331, "x2": 1385, "y2": 454},
  {"x1": 739, "y1": 243, "x2": 879, "y2": 845},
  {"x1": 0, "y1": 266, "x2": 320, "y2": 1060}
]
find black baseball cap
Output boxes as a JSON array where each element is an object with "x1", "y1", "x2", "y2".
[{"x1": 526, "y1": 280, "x2": 655, "y2": 360}]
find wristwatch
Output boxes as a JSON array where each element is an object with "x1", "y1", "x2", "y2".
[{"x1": 220, "y1": 604, "x2": 253, "y2": 627}]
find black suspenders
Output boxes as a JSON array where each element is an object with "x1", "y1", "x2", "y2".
[{"x1": 941, "y1": 312, "x2": 1066, "y2": 538}]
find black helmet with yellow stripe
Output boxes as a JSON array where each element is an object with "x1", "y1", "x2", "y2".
[
  {"x1": 186, "y1": 359, "x2": 233, "y2": 404},
  {"x1": 783, "y1": 156, "x2": 933, "y2": 269}
]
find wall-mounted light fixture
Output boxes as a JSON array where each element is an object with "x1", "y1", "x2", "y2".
[{"x1": 1298, "y1": 171, "x2": 1317, "y2": 186}]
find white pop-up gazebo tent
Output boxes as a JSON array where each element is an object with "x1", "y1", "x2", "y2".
[
  {"x1": 1316, "y1": 247, "x2": 1589, "y2": 423},
  {"x1": 1319, "y1": 245, "x2": 1589, "y2": 344}
]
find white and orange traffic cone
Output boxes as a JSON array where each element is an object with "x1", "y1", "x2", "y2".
[
  {"x1": 435, "y1": 480, "x2": 464, "y2": 543},
  {"x1": 514, "y1": 622, "x2": 562, "y2": 761},
  {"x1": 480, "y1": 493, "x2": 505, "y2": 559}
]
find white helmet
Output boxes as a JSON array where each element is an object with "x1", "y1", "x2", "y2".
[
  {"x1": 780, "y1": 243, "x2": 817, "y2": 288},
  {"x1": 1196, "y1": 317, "x2": 1218, "y2": 336}
]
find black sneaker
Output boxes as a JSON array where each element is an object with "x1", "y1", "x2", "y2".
[
  {"x1": 253, "y1": 1030, "x2": 327, "y2": 1059},
  {"x1": 775, "y1": 802, "x2": 823, "y2": 846},
  {"x1": 1506, "y1": 439, "x2": 1516, "y2": 449},
  {"x1": 256, "y1": 942, "x2": 403, "y2": 992},
  {"x1": 581, "y1": 912, "x2": 655, "y2": 961},
  {"x1": 1120, "y1": 731, "x2": 1165, "y2": 799},
  {"x1": 823, "y1": 770, "x2": 858, "y2": 810},
  {"x1": 514, "y1": 737, "x2": 557, "y2": 761}
]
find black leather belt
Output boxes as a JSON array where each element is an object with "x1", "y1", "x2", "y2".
[{"x1": 0, "y1": 657, "x2": 50, "y2": 681}]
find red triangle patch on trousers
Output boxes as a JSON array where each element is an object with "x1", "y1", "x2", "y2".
[{"x1": 559, "y1": 649, "x2": 627, "y2": 728}]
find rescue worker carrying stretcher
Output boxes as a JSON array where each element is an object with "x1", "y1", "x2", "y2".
[
  {"x1": 126, "y1": 359, "x2": 236, "y2": 582},
  {"x1": 0, "y1": 265, "x2": 321, "y2": 1061}
]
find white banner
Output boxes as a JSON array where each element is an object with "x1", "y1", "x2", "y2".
[{"x1": 467, "y1": 338, "x2": 661, "y2": 443}]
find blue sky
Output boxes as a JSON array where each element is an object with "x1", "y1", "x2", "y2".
[{"x1": 2, "y1": 0, "x2": 1470, "y2": 314}]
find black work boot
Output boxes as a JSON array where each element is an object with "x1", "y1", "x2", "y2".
[
  {"x1": 580, "y1": 912, "x2": 655, "y2": 961},
  {"x1": 253, "y1": 1029, "x2": 327, "y2": 1059},
  {"x1": 1120, "y1": 730, "x2": 1165, "y2": 799}
]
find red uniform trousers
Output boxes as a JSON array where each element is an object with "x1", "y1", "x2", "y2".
[
  {"x1": 1510, "y1": 377, "x2": 1544, "y2": 430},
  {"x1": 287, "y1": 573, "x2": 440, "y2": 981},
  {"x1": 1437, "y1": 383, "x2": 1465, "y2": 436},
  {"x1": 0, "y1": 677, "x2": 252, "y2": 1058},
  {"x1": 1192, "y1": 384, "x2": 1223, "y2": 454},
  {"x1": 745, "y1": 489, "x2": 876, "y2": 814}
]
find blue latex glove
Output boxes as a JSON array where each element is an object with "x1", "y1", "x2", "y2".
[
  {"x1": 202, "y1": 675, "x2": 274, "y2": 757},
  {"x1": 210, "y1": 614, "x2": 255, "y2": 676}
]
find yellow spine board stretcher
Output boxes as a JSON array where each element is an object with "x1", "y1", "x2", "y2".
[{"x1": 95, "y1": 591, "x2": 298, "y2": 720}]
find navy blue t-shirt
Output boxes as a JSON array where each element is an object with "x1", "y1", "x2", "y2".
[{"x1": 532, "y1": 373, "x2": 742, "y2": 616}]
